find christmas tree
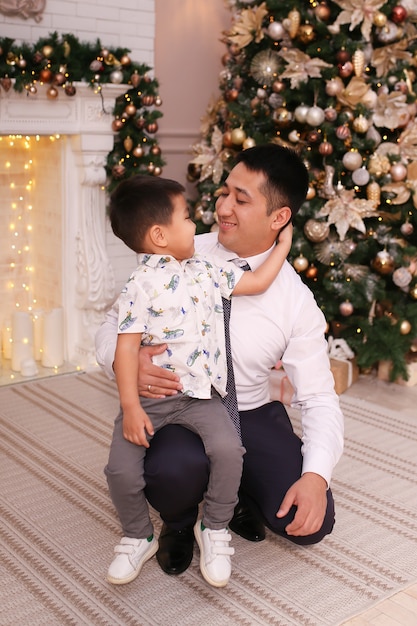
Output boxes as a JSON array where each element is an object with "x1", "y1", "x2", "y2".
[{"x1": 187, "y1": 0, "x2": 417, "y2": 381}]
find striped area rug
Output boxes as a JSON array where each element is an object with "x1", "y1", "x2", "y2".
[{"x1": 1, "y1": 371, "x2": 416, "y2": 626}]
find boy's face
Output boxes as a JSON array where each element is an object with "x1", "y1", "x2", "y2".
[{"x1": 164, "y1": 194, "x2": 196, "y2": 261}]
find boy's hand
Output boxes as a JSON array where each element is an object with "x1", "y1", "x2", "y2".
[
  {"x1": 122, "y1": 408, "x2": 154, "y2": 448},
  {"x1": 277, "y1": 222, "x2": 293, "y2": 254}
]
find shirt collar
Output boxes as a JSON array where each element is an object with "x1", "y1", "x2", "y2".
[{"x1": 213, "y1": 241, "x2": 276, "y2": 271}]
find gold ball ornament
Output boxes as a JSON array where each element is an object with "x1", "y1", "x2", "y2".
[
  {"x1": 153, "y1": 166, "x2": 162, "y2": 176},
  {"x1": 297, "y1": 23, "x2": 316, "y2": 44},
  {"x1": 372, "y1": 250, "x2": 395, "y2": 275},
  {"x1": 194, "y1": 206, "x2": 205, "y2": 221},
  {"x1": 306, "y1": 185, "x2": 316, "y2": 200},
  {"x1": 42, "y1": 45, "x2": 54, "y2": 58},
  {"x1": 273, "y1": 107, "x2": 293, "y2": 128},
  {"x1": 374, "y1": 11, "x2": 387, "y2": 27},
  {"x1": 400, "y1": 320, "x2": 412, "y2": 335},
  {"x1": 410, "y1": 285, "x2": 417, "y2": 300},
  {"x1": 352, "y1": 115, "x2": 370, "y2": 134},
  {"x1": 231, "y1": 128, "x2": 246, "y2": 145},
  {"x1": 120, "y1": 54, "x2": 131, "y2": 67},
  {"x1": 293, "y1": 255, "x2": 309, "y2": 272},
  {"x1": 243, "y1": 137, "x2": 256, "y2": 149},
  {"x1": 304, "y1": 219, "x2": 330, "y2": 242}
]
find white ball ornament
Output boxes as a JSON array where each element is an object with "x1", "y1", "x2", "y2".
[
  {"x1": 267, "y1": 21, "x2": 285, "y2": 40},
  {"x1": 339, "y1": 301, "x2": 354, "y2": 316},
  {"x1": 293, "y1": 255, "x2": 309, "y2": 272},
  {"x1": 288, "y1": 130, "x2": 300, "y2": 143},
  {"x1": 294, "y1": 104, "x2": 310, "y2": 124},
  {"x1": 306, "y1": 106, "x2": 325, "y2": 127},
  {"x1": 352, "y1": 167, "x2": 370, "y2": 186},
  {"x1": 326, "y1": 78, "x2": 343, "y2": 96},
  {"x1": 342, "y1": 150, "x2": 363, "y2": 171}
]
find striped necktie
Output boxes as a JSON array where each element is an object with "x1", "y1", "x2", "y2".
[{"x1": 221, "y1": 260, "x2": 250, "y2": 439}]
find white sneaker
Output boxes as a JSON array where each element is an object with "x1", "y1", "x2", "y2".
[
  {"x1": 107, "y1": 535, "x2": 158, "y2": 585},
  {"x1": 194, "y1": 521, "x2": 234, "y2": 587}
]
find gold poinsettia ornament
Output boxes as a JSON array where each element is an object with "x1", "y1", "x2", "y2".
[
  {"x1": 225, "y1": 2, "x2": 268, "y2": 49},
  {"x1": 189, "y1": 126, "x2": 227, "y2": 185},
  {"x1": 278, "y1": 49, "x2": 332, "y2": 89},
  {"x1": 371, "y1": 40, "x2": 413, "y2": 77},
  {"x1": 329, "y1": 0, "x2": 386, "y2": 41},
  {"x1": 318, "y1": 188, "x2": 379, "y2": 241}
]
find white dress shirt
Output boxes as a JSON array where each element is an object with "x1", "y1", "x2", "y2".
[{"x1": 96, "y1": 232, "x2": 344, "y2": 485}]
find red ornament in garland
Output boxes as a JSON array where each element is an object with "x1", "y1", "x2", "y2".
[{"x1": 391, "y1": 5, "x2": 407, "y2": 24}]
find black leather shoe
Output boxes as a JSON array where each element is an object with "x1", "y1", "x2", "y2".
[
  {"x1": 156, "y1": 523, "x2": 195, "y2": 575},
  {"x1": 229, "y1": 503, "x2": 266, "y2": 542}
]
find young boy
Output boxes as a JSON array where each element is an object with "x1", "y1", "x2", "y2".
[{"x1": 104, "y1": 175, "x2": 292, "y2": 588}]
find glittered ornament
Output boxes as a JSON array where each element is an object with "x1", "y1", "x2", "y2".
[
  {"x1": 202, "y1": 210, "x2": 215, "y2": 225},
  {"x1": 146, "y1": 122, "x2": 159, "y2": 134},
  {"x1": 352, "y1": 115, "x2": 370, "y2": 134},
  {"x1": 342, "y1": 151, "x2": 362, "y2": 171},
  {"x1": 366, "y1": 181, "x2": 381, "y2": 206},
  {"x1": 293, "y1": 255, "x2": 309, "y2": 272},
  {"x1": 352, "y1": 49, "x2": 365, "y2": 77},
  {"x1": 352, "y1": 167, "x2": 370, "y2": 186},
  {"x1": 339, "y1": 301, "x2": 354, "y2": 316},
  {"x1": 304, "y1": 219, "x2": 330, "y2": 242},
  {"x1": 377, "y1": 21, "x2": 400, "y2": 44},
  {"x1": 286, "y1": 8, "x2": 301, "y2": 38},
  {"x1": 392, "y1": 267, "x2": 412, "y2": 289},
  {"x1": 373, "y1": 11, "x2": 387, "y2": 27},
  {"x1": 324, "y1": 107, "x2": 337, "y2": 122},
  {"x1": 372, "y1": 250, "x2": 395, "y2": 275},
  {"x1": 250, "y1": 50, "x2": 280, "y2": 86}
]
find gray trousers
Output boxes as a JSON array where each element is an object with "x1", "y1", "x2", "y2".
[{"x1": 105, "y1": 391, "x2": 245, "y2": 538}]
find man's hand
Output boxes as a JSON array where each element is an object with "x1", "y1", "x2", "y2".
[
  {"x1": 276, "y1": 472, "x2": 328, "y2": 536},
  {"x1": 138, "y1": 344, "x2": 183, "y2": 397}
]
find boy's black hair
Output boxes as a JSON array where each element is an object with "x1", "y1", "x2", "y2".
[{"x1": 109, "y1": 175, "x2": 185, "y2": 253}]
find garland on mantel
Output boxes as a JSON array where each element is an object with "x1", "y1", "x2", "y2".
[{"x1": 0, "y1": 32, "x2": 165, "y2": 192}]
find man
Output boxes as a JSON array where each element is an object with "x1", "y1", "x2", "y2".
[{"x1": 96, "y1": 144, "x2": 344, "y2": 576}]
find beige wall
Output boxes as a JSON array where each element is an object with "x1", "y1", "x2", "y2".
[{"x1": 155, "y1": 0, "x2": 230, "y2": 195}]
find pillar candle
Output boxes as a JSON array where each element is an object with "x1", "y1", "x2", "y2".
[
  {"x1": 32, "y1": 310, "x2": 44, "y2": 361},
  {"x1": 41, "y1": 307, "x2": 64, "y2": 368},
  {"x1": 11, "y1": 311, "x2": 34, "y2": 372},
  {"x1": 2, "y1": 320, "x2": 12, "y2": 360}
]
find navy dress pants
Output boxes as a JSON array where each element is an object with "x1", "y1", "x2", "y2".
[{"x1": 144, "y1": 401, "x2": 335, "y2": 545}]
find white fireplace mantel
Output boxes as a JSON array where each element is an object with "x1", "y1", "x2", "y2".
[{"x1": 0, "y1": 82, "x2": 124, "y2": 368}]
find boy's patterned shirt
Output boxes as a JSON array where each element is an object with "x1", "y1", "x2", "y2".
[{"x1": 117, "y1": 253, "x2": 243, "y2": 399}]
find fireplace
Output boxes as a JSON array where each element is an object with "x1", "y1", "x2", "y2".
[{"x1": 0, "y1": 82, "x2": 122, "y2": 384}]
